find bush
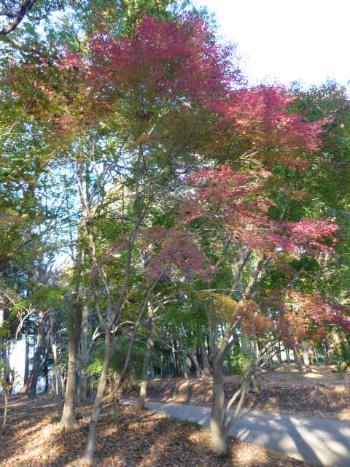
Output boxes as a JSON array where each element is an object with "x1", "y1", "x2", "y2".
[
  {"x1": 332, "y1": 342, "x2": 350, "y2": 374},
  {"x1": 230, "y1": 351, "x2": 252, "y2": 375}
]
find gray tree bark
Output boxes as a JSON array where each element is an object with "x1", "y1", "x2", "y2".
[
  {"x1": 81, "y1": 329, "x2": 113, "y2": 466},
  {"x1": 78, "y1": 302, "x2": 90, "y2": 401},
  {"x1": 210, "y1": 363, "x2": 227, "y2": 454},
  {"x1": 136, "y1": 304, "x2": 154, "y2": 410},
  {"x1": 25, "y1": 314, "x2": 50, "y2": 398},
  {"x1": 60, "y1": 286, "x2": 82, "y2": 429}
]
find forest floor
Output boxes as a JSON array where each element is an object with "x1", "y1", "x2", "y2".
[
  {"x1": 125, "y1": 364, "x2": 350, "y2": 420},
  {"x1": 0, "y1": 395, "x2": 310, "y2": 467}
]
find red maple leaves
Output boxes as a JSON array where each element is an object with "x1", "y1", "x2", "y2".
[
  {"x1": 143, "y1": 227, "x2": 211, "y2": 282},
  {"x1": 181, "y1": 165, "x2": 338, "y2": 256},
  {"x1": 59, "y1": 15, "x2": 239, "y2": 119},
  {"x1": 279, "y1": 292, "x2": 350, "y2": 343}
]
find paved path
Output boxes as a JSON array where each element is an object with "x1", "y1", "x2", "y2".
[{"x1": 122, "y1": 400, "x2": 350, "y2": 466}]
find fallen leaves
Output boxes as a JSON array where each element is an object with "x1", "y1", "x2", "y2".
[
  {"x1": 125, "y1": 365, "x2": 350, "y2": 420},
  {"x1": 0, "y1": 395, "x2": 308, "y2": 466}
]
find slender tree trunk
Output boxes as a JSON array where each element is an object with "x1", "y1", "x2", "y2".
[
  {"x1": 60, "y1": 287, "x2": 82, "y2": 429},
  {"x1": 183, "y1": 355, "x2": 190, "y2": 379},
  {"x1": 302, "y1": 342, "x2": 310, "y2": 368},
  {"x1": 81, "y1": 329, "x2": 113, "y2": 466},
  {"x1": 160, "y1": 353, "x2": 163, "y2": 378},
  {"x1": 277, "y1": 342, "x2": 282, "y2": 364},
  {"x1": 44, "y1": 362, "x2": 49, "y2": 393},
  {"x1": 23, "y1": 333, "x2": 29, "y2": 385},
  {"x1": 190, "y1": 351, "x2": 203, "y2": 378},
  {"x1": 136, "y1": 305, "x2": 154, "y2": 410},
  {"x1": 51, "y1": 342, "x2": 61, "y2": 398},
  {"x1": 25, "y1": 315, "x2": 49, "y2": 398},
  {"x1": 78, "y1": 302, "x2": 89, "y2": 401},
  {"x1": 210, "y1": 363, "x2": 227, "y2": 455},
  {"x1": 60, "y1": 331, "x2": 78, "y2": 428},
  {"x1": 2, "y1": 389, "x2": 8, "y2": 431},
  {"x1": 20, "y1": 335, "x2": 30, "y2": 395},
  {"x1": 286, "y1": 345, "x2": 291, "y2": 364},
  {"x1": 323, "y1": 338, "x2": 330, "y2": 364},
  {"x1": 202, "y1": 348, "x2": 211, "y2": 377},
  {"x1": 292, "y1": 345, "x2": 305, "y2": 373},
  {"x1": 171, "y1": 339, "x2": 177, "y2": 376}
]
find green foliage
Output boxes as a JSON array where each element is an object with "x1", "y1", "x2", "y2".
[
  {"x1": 230, "y1": 350, "x2": 252, "y2": 376},
  {"x1": 331, "y1": 342, "x2": 350, "y2": 374}
]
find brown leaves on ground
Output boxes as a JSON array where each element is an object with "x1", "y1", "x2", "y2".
[
  {"x1": 125, "y1": 365, "x2": 350, "y2": 420},
  {"x1": 0, "y1": 395, "x2": 308, "y2": 466}
]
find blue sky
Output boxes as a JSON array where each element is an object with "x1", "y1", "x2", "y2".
[{"x1": 195, "y1": 0, "x2": 350, "y2": 87}]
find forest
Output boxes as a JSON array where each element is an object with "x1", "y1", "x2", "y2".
[{"x1": 0, "y1": 1, "x2": 350, "y2": 466}]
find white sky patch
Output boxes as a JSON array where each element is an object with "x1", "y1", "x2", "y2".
[
  {"x1": 9, "y1": 339, "x2": 25, "y2": 391},
  {"x1": 195, "y1": 0, "x2": 350, "y2": 87}
]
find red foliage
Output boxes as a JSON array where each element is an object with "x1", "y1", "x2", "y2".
[
  {"x1": 279, "y1": 291, "x2": 350, "y2": 344},
  {"x1": 60, "y1": 15, "x2": 239, "y2": 118},
  {"x1": 240, "y1": 309, "x2": 273, "y2": 337},
  {"x1": 181, "y1": 165, "x2": 338, "y2": 256},
  {"x1": 303, "y1": 294, "x2": 350, "y2": 334},
  {"x1": 144, "y1": 227, "x2": 211, "y2": 282},
  {"x1": 209, "y1": 86, "x2": 329, "y2": 167}
]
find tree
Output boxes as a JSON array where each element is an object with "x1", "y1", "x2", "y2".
[
  {"x1": 0, "y1": 0, "x2": 38, "y2": 35},
  {"x1": 172, "y1": 86, "x2": 342, "y2": 453}
]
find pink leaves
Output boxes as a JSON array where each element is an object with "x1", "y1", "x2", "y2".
[
  {"x1": 61, "y1": 15, "x2": 239, "y2": 115},
  {"x1": 279, "y1": 292, "x2": 350, "y2": 343},
  {"x1": 286, "y1": 220, "x2": 338, "y2": 253},
  {"x1": 303, "y1": 295, "x2": 350, "y2": 333},
  {"x1": 182, "y1": 164, "x2": 338, "y2": 256},
  {"x1": 144, "y1": 227, "x2": 211, "y2": 283},
  {"x1": 210, "y1": 86, "x2": 327, "y2": 166}
]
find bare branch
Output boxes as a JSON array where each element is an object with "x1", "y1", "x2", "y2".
[{"x1": 0, "y1": 0, "x2": 38, "y2": 35}]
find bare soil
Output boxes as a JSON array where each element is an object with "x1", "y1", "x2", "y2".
[
  {"x1": 126, "y1": 365, "x2": 350, "y2": 420},
  {"x1": 0, "y1": 395, "x2": 311, "y2": 466}
]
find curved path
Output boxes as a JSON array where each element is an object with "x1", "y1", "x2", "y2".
[{"x1": 122, "y1": 400, "x2": 350, "y2": 466}]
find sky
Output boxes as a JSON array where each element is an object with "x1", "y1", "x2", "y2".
[{"x1": 195, "y1": 0, "x2": 350, "y2": 87}]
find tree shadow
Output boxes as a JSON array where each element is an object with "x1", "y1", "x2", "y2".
[
  {"x1": 231, "y1": 411, "x2": 350, "y2": 466},
  {"x1": 0, "y1": 395, "x2": 306, "y2": 467}
]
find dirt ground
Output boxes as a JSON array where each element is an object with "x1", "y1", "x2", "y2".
[
  {"x1": 0, "y1": 395, "x2": 310, "y2": 467},
  {"x1": 126, "y1": 365, "x2": 350, "y2": 420}
]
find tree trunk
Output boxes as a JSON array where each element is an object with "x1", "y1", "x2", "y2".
[
  {"x1": 323, "y1": 338, "x2": 330, "y2": 364},
  {"x1": 190, "y1": 351, "x2": 203, "y2": 378},
  {"x1": 25, "y1": 315, "x2": 49, "y2": 398},
  {"x1": 60, "y1": 288, "x2": 82, "y2": 429},
  {"x1": 44, "y1": 362, "x2": 49, "y2": 393},
  {"x1": 203, "y1": 349, "x2": 211, "y2": 377},
  {"x1": 292, "y1": 345, "x2": 305, "y2": 373},
  {"x1": 23, "y1": 333, "x2": 30, "y2": 385},
  {"x1": 81, "y1": 329, "x2": 113, "y2": 466},
  {"x1": 136, "y1": 337, "x2": 153, "y2": 410},
  {"x1": 51, "y1": 342, "x2": 62, "y2": 398},
  {"x1": 60, "y1": 332, "x2": 78, "y2": 428},
  {"x1": 286, "y1": 345, "x2": 291, "y2": 364},
  {"x1": 210, "y1": 363, "x2": 227, "y2": 455},
  {"x1": 78, "y1": 302, "x2": 90, "y2": 401},
  {"x1": 277, "y1": 342, "x2": 282, "y2": 364},
  {"x1": 2, "y1": 389, "x2": 8, "y2": 431},
  {"x1": 302, "y1": 343, "x2": 310, "y2": 368},
  {"x1": 136, "y1": 306, "x2": 154, "y2": 410}
]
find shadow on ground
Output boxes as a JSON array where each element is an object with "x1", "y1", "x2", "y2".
[{"x1": 0, "y1": 395, "x2": 307, "y2": 466}]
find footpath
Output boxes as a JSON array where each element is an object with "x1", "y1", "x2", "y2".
[{"x1": 122, "y1": 399, "x2": 350, "y2": 466}]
